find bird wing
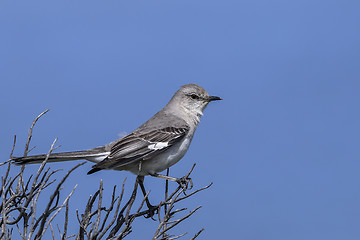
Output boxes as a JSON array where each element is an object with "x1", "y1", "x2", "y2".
[{"x1": 88, "y1": 126, "x2": 189, "y2": 173}]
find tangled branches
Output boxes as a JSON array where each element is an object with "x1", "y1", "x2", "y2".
[{"x1": 0, "y1": 110, "x2": 211, "y2": 239}]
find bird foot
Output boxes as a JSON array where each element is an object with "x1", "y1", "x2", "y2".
[
  {"x1": 176, "y1": 176, "x2": 193, "y2": 191},
  {"x1": 144, "y1": 204, "x2": 159, "y2": 219}
]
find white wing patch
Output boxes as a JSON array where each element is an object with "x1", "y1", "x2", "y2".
[
  {"x1": 148, "y1": 142, "x2": 169, "y2": 150},
  {"x1": 85, "y1": 152, "x2": 111, "y2": 163}
]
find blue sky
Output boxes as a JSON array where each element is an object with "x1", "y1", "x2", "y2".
[{"x1": 1, "y1": 0, "x2": 360, "y2": 239}]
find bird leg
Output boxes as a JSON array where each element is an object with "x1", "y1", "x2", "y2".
[
  {"x1": 149, "y1": 172, "x2": 193, "y2": 190},
  {"x1": 136, "y1": 176, "x2": 158, "y2": 218}
]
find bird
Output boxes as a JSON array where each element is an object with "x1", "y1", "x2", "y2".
[{"x1": 12, "y1": 84, "x2": 221, "y2": 210}]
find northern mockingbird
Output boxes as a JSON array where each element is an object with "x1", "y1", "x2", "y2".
[{"x1": 13, "y1": 84, "x2": 221, "y2": 210}]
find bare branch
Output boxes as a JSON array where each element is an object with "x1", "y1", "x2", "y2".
[
  {"x1": 24, "y1": 109, "x2": 50, "y2": 157},
  {"x1": 41, "y1": 185, "x2": 78, "y2": 237},
  {"x1": 61, "y1": 196, "x2": 70, "y2": 240},
  {"x1": 34, "y1": 162, "x2": 85, "y2": 239},
  {"x1": 190, "y1": 228, "x2": 204, "y2": 240}
]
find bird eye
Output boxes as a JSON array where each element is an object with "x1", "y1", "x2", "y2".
[{"x1": 190, "y1": 94, "x2": 199, "y2": 100}]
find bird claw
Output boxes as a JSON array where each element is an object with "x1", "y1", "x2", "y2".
[
  {"x1": 144, "y1": 204, "x2": 158, "y2": 219},
  {"x1": 176, "y1": 176, "x2": 193, "y2": 191}
]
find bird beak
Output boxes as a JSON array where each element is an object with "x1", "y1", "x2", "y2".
[{"x1": 207, "y1": 96, "x2": 222, "y2": 102}]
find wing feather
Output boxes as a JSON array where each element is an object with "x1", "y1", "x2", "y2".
[{"x1": 90, "y1": 127, "x2": 189, "y2": 171}]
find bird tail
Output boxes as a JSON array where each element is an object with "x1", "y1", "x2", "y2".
[{"x1": 12, "y1": 147, "x2": 109, "y2": 165}]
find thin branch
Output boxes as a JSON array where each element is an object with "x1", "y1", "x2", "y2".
[
  {"x1": 61, "y1": 196, "x2": 70, "y2": 240},
  {"x1": 34, "y1": 161, "x2": 85, "y2": 239},
  {"x1": 41, "y1": 185, "x2": 78, "y2": 238},
  {"x1": 190, "y1": 228, "x2": 204, "y2": 240},
  {"x1": 24, "y1": 109, "x2": 50, "y2": 157},
  {"x1": 156, "y1": 206, "x2": 202, "y2": 237}
]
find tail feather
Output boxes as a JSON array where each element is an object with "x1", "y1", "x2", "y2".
[
  {"x1": 12, "y1": 147, "x2": 109, "y2": 165},
  {"x1": 87, "y1": 167, "x2": 102, "y2": 175}
]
